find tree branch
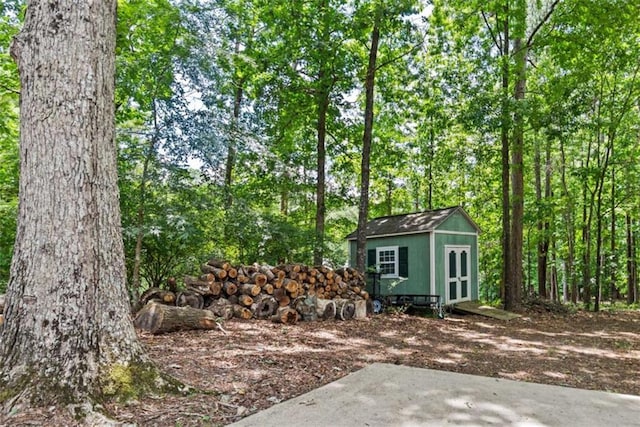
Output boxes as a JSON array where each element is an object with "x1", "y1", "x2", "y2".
[
  {"x1": 481, "y1": 11, "x2": 501, "y2": 52},
  {"x1": 527, "y1": 0, "x2": 561, "y2": 47},
  {"x1": 0, "y1": 83, "x2": 20, "y2": 96}
]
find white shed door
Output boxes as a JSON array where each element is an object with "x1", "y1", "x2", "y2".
[{"x1": 445, "y1": 245, "x2": 471, "y2": 304}]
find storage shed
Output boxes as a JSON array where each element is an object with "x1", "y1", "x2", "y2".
[{"x1": 346, "y1": 206, "x2": 480, "y2": 305}]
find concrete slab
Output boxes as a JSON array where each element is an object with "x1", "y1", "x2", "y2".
[{"x1": 230, "y1": 363, "x2": 640, "y2": 427}]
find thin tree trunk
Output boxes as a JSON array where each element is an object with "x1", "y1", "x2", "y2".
[
  {"x1": 355, "y1": 20, "x2": 380, "y2": 273},
  {"x1": 314, "y1": 91, "x2": 328, "y2": 265},
  {"x1": 131, "y1": 103, "x2": 159, "y2": 302},
  {"x1": 1, "y1": 0, "x2": 174, "y2": 413},
  {"x1": 313, "y1": 0, "x2": 330, "y2": 266},
  {"x1": 428, "y1": 114, "x2": 435, "y2": 210},
  {"x1": 534, "y1": 135, "x2": 548, "y2": 298},
  {"x1": 225, "y1": 39, "x2": 245, "y2": 207},
  {"x1": 609, "y1": 161, "x2": 616, "y2": 302},
  {"x1": 627, "y1": 214, "x2": 637, "y2": 304},
  {"x1": 500, "y1": 4, "x2": 511, "y2": 306}
]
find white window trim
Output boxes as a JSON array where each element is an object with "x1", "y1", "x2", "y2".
[{"x1": 376, "y1": 246, "x2": 399, "y2": 279}]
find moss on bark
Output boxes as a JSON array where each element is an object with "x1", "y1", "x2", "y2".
[{"x1": 100, "y1": 359, "x2": 186, "y2": 402}]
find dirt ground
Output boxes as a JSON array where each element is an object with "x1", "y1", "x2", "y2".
[{"x1": 4, "y1": 307, "x2": 640, "y2": 426}]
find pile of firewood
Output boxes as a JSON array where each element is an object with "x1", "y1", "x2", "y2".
[{"x1": 133, "y1": 260, "x2": 370, "y2": 334}]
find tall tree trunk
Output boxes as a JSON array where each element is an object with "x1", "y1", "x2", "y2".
[
  {"x1": 627, "y1": 213, "x2": 637, "y2": 304},
  {"x1": 560, "y1": 139, "x2": 577, "y2": 303},
  {"x1": 534, "y1": 135, "x2": 548, "y2": 298},
  {"x1": 594, "y1": 190, "x2": 603, "y2": 312},
  {"x1": 609, "y1": 161, "x2": 616, "y2": 302},
  {"x1": 225, "y1": 39, "x2": 245, "y2": 208},
  {"x1": 1, "y1": 0, "x2": 173, "y2": 413},
  {"x1": 499, "y1": 4, "x2": 511, "y2": 306},
  {"x1": 506, "y1": 35, "x2": 526, "y2": 310},
  {"x1": 131, "y1": 102, "x2": 159, "y2": 302},
  {"x1": 581, "y1": 166, "x2": 593, "y2": 307},
  {"x1": 313, "y1": 0, "x2": 330, "y2": 266},
  {"x1": 542, "y1": 136, "x2": 552, "y2": 298},
  {"x1": 427, "y1": 114, "x2": 435, "y2": 211},
  {"x1": 355, "y1": 21, "x2": 380, "y2": 273},
  {"x1": 313, "y1": 91, "x2": 328, "y2": 265}
]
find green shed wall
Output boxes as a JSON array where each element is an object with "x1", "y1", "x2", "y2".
[
  {"x1": 349, "y1": 233, "x2": 431, "y2": 296},
  {"x1": 433, "y1": 232, "x2": 479, "y2": 301},
  {"x1": 438, "y1": 211, "x2": 477, "y2": 233}
]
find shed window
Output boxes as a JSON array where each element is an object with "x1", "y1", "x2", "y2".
[{"x1": 377, "y1": 246, "x2": 398, "y2": 278}]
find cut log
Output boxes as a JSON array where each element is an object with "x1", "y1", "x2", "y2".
[
  {"x1": 227, "y1": 267, "x2": 238, "y2": 279},
  {"x1": 263, "y1": 283, "x2": 274, "y2": 295},
  {"x1": 233, "y1": 304, "x2": 252, "y2": 319},
  {"x1": 222, "y1": 281, "x2": 238, "y2": 296},
  {"x1": 140, "y1": 287, "x2": 176, "y2": 306},
  {"x1": 236, "y1": 274, "x2": 250, "y2": 284},
  {"x1": 250, "y1": 294, "x2": 278, "y2": 319},
  {"x1": 316, "y1": 298, "x2": 336, "y2": 320},
  {"x1": 205, "y1": 298, "x2": 234, "y2": 320},
  {"x1": 184, "y1": 276, "x2": 214, "y2": 296},
  {"x1": 354, "y1": 299, "x2": 367, "y2": 319},
  {"x1": 207, "y1": 259, "x2": 231, "y2": 270},
  {"x1": 335, "y1": 299, "x2": 356, "y2": 320},
  {"x1": 249, "y1": 273, "x2": 268, "y2": 287},
  {"x1": 259, "y1": 265, "x2": 276, "y2": 281},
  {"x1": 199, "y1": 273, "x2": 215, "y2": 283},
  {"x1": 273, "y1": 287, "x2": 286, "y2": 300},
  {"x1": 209, "y1": 281, "x2": 222, "y2": 296},
  {"x1": 238, "y1": 294, "x2": 254, "y2": 307},
  {"x1": 293, "y1": 296, "x2": 318, "y2": 322},
  {"x1": 176, "y1": 291, "x2": 204, "y2": 309},
  {"x1": 134, "y1": 302, "x2": 219, "y2": 334},
  {"x1": 271, "y1": 307, "x2": 299, "y2": 324},
  {"x1": 277, "y1": 295, "x2": 290, "y2": 307},
  {"x1": 283, "y1": 279, "x2": 298, "y2": 293},
  {"x1": 240, "y1": 283, "x2": 261, "y2": 297}
]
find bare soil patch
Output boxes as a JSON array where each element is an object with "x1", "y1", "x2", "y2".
[{"x1": 5, "y1": 309, "x2": 640, "y2": 426}]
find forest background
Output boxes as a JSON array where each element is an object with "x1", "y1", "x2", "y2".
[{"x1": 0, "y1": 0, "x2": 639, "y2": 311}]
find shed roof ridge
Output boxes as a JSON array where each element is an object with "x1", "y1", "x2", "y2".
[{"x1": 370, "y1": 205, "x2": 460, "y2": 221}]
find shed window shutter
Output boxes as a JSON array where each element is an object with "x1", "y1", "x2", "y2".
[
  {"x1": 367, "y1": 249, "x2": 376, "y2": 269},
  {"x1": 399, "y1": 246, "x2": 408, "y2": 277}
]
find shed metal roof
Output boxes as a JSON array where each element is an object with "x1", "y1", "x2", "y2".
[{"x1": 345, "y1": 206, "x2": 480, "y2": 240}]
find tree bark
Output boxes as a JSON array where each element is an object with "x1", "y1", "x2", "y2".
[
  {"x1": 506, "y1": 35, "x2": 526, "y2": 310},
  {"x1": 355, "y1": 19, "x2": 381, "y2": 273},
  {"x1": 313, "y1": 0, "x2": 331, "y2": 266},
  {"x1": 499, "y1": 3, "x2": 511, "y2": 306},
  {"x1": 1, "y1": 0, "x2": 174, "y2": 413},
  {"x1": 627, "y1": 214, "x2": 637, "y2": 304}
]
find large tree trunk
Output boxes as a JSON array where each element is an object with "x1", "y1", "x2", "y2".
[
  {"x1": 355, "y1": 20, "x2": 380, "y2": 273},
  {"x1": 1, "y1": 0, "x2": 173, "y2": 414},
  {"x1": 505, "y1": 35, "x2": 526, "y2": 310}
]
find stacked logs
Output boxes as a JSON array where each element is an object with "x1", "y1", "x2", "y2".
[{"x1": 134, "y1": 261, "x2": 369, "y2": 333}]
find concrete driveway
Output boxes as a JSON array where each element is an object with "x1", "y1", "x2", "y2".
[{"x1": 230, "y1": 363, "x2": 640, "y2": 426}]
